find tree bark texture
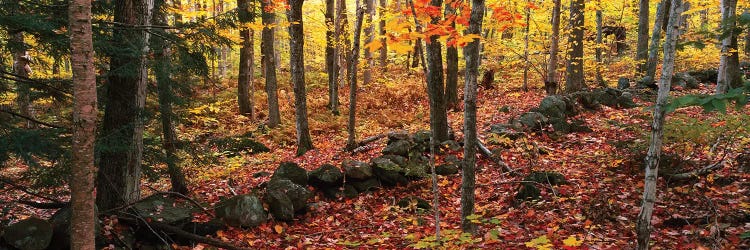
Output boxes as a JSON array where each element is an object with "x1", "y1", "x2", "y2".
[
  {"x1": 379, "y1": 0, "x2": 388, "y2": 69},
  {"x1": 97, "y1": 0, "x2": 153, "y2": 211},
  {"x1": 153, "y1": 0, "x2": 189, "y2": 195},
  {"x1": 545, "y1": 0, "x2": 561, "y2": 95},
  {"x1": 363, "y1": 0, "x2": 375, "y2": 85},
  {"x1": 636, "y1": 0, "x2": 650, "y2": 75},
  {"x1": 636, "y1": 1, "x2": 683, "y2": 249},
  {"x1": 261, "y1": 0, "x2": 281, "y2": 127},
  {"x1": 645, "y1": 0, "x2": 668, "y2": 83},
  {"x1": 11, "y1": 32, "x2": 34, "y2": 128},
  {"x1": 595, "y1": 5, "x2": 605, "y2": 87},
  {"x1": 326, "y1": 0, "x2": 339, "y2": 115},
  {"x1": 445, "y1": 0, "x2": 459, "y2": 110},
  {"x1": 716, "y1": 0, "x2": 742, "y2": 94},
  {"x1": 426, "y1": 0, "x2": 449, "y2": 143},
  {"x1": 522, "y1": 4, "x2": 530, "y2": 92},
  {"x1": 347, "y1": 0, "x2": 366, "y2": 150},
  {"x1": 565, "y1": 0, "x2": 585, "y2": 93},
  {"x1": 69, "y1": 0, "x2": 98, "y2": 248},
  {"x1": 461, "y1": 0, "x2": 483, "y2": 234},
  {"x1": 336, "y1": 0, "x2": 351, "y2": 88},
  {"x1": 238, "y1": 0, "x2": 255, "y2": 117},
  {"x1": 288, "y1": 0, "x2": 314, "y2": 156}
]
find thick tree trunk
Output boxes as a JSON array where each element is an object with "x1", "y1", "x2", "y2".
[
  {"x1": 288, "y1": 0, "x2": 314, "y2": 156},
  {"x1": 326, "y1": 0, "x2": 339, "y2": 115},
  {"x1": 545, "y1": 0, "x2": 561, "y2": 95},
  {"x1": 521, "y1": 4, "x2": 530, "y2": 92},
  {"x1": 11, "y1": 32, "x2": 34, "y2": 128},
  {"x1": 69, "y1": 0, "x2": 98, "y2": 248},
  {"x1": 595, "y1": 6, "x2": 605, "y2": 87},
  {"x1": 97, "y1": 0, "x2": 153, "y2": 211},
  {"x1": 347, "y1": 1, "x2": 366, "y2": 150},
  {"x1": 426, "y1": 0, "x2": 449, "y2": 143},
  {"x1": 645, "y1": 0, "x2": 668, "y2": 83},
  {"x1": 363, "y1": 0, "x2": 375, "y2": 85},
  {"x1": 461, "y1": 0, "x2": 483, "y2": 234},
  {"x1": 153, "y1": 0, "x2": 189, "y2": 195},
  {"x1": 379, "y1": 0, "x2": 388, "y2": 69},
  {"x1": 716, "y1": 0, "x2": 742, "y2": 94},
  {"x1": 238, "y1": 0, "x2": 254, "y2": 117},
  {"x1": 336, "y1": 0, "x2": 351, "y2": 88},
  {"x1": 636, "y1": 0, "x2": 650, "y2": 75},
  {"x1": 636, "y1": 1, "x2": 683, "y2": 249},
  {"x1": 445, "y1": 0, "x2": 459, "y2": 110},
  {"x1": 261, "y1": 0, "x2": 281, "y2": 128},
  {"x1": 565, "y1": 0, "x2": 585, "y2": 93}
]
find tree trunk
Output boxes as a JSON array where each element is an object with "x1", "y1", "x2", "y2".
[
  {"x1": 745, "y1": 19, "x2": 750, "y2": 58},
  {"x1": 288, "y1": 0, "x2": 314, "y2": 156},
  {"x1": 11, "y1": 32, "x2": 34, "y2": 128},
  {"x1": 97, "y1": 0, "x2": 152, "y2": 211},
  {"x1": 326, "y1": 0, "x2": 339, "y2": 115},
  {"x1": 153, "y1": 0, "x2": 189, "y2": 195},
  {"x1": 379, "y1": 0, "x2": 388, "y2": 69},
  {"x1": 69, "y1": 0, "x2": 98, "y2": 248},
  {"x1": 411, "y1": 38, "x2": 422, "y2": 68},
  {"x1": 636, "y1": 1, "x2": 683, "y2": 248},
  {"x1": 565, "y1": 0, "x2": 585, "y2": 93},
  {"x1": 521, "y1": 4, "x2": 530, "y2": 92},
  {"x1": 645, "y1": 0, "x2": 668, "y2": 83},
  {"x1": 445, "y1": 0, "x2": 459, "y2": 110},
  {"x1": 363, "y1": 0, "x2": 375, "y2": 85},
  {"x1": 636, "y1": 0, "x2": 650, "y2": 75},
  {"x1": 347, "y1": 0, "x2": 366, "y2": 150},
  {"x1": 336, "y1": 0, "x2": 351, "y2": 88},
  {"x1": 426, "y1": 0, "x2": 449, "y2": 143},
  {"x1": 595, "y1": 5, "x2": 605, "y2": 87},
  {"x1": 261, "y1": 0, "x2": 281, "y2": 128},
  {"x1": 716, "y1": 0, "x2": 742, "y2": 94},
  {"x1": 461, "y1": 0, "x2": 483, "y2": 234},
  {"x1": 545, "y1": 0, "x2": 561, "y2": 95},
  {"x1": 238, "y1": 0, "x2": 255, "y2": 117}
]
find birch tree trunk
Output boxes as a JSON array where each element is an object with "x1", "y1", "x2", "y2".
[
  {"x1": 288, "y1": 0, "x2": 314, "y2": 156},
  {"x1": 461, "y1": 0, "x2": 484, "y2": 234},
  {"x1": 636, "y1": 1, "x2": 683, "y2": 248},
  {"x1": 716, "y1": 0, "x2": 742, "y2": 94},
  {"x1": 347, "y1": 0, "x2": 366, "y2": 151},
  {"x1": 544, "y1": 0, "x2": 561, "y2": 95},
  {"x1": 521, "y1": 4, "x2": 530, "y2": 92},
  {"x1": 644, "y1": 0, "x2": 668, "y2": 83},
  {"x1": 97, "y1": 0, "x2": 153, "y2": 211},
  {"x1": 69, "y1": 0, "x2": 98, "y2": 248}
]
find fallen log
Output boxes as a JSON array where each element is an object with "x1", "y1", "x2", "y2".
[
  {"x1": 345, "y1": 133, "x2": 386, "y2": 152},
  {"x1": 477, "y1": 140, "x2": 517, "y2": 175},
  {"x1": 667, "y1": 160, "x2": 725, "y2": 180},
  {"x1": 118, "y1": 216, "x2": 251, "y2": 250}
]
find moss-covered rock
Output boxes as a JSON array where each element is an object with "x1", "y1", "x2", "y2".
[
  {"x1": 272, "y1": 162, "x2": 308, "y2": 186},
  {"x1": 308, "y1": 164, "x2": 343, "y2": 188},
  {"x1": 214, "y1": 195, "x2": 267, "y2": 227}
]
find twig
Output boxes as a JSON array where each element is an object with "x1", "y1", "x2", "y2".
[
  {"x1": 145, "y1": 185, "x2": 213, "y2": 217},
  {"x1": 16, "y1": 200, "x2": 68, "y2": 209},
  {"x1": 0, "y1": 108, "x2": 69, "y2": 130},
  {"x1": 0, "y1": 176, "x2": 64, "y2": 203}
]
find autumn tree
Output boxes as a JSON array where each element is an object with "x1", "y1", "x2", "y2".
[
  {"x1": 68, "y1": 0, "x2": 98, "y2": 247},
  {"x1": 97, "y1": 0, "x2": 152, "y2": 210},
  {"x1": 347, "y1": 0, "x2": 366, "y2": 150},
  {"x1": 565, "y1": 0, "x2": 585, "y2": 93},
  {"x1": 238, "y1": 0, "x2": 256, "y2": 117},
  {"x1": 644, "y1": 0, "x2": 669, "y2": 84},
  {"x1": 425, "y1": 0, "x2": 449, "y2": 143},
  {"x1": 379, "y1": 0, "x2": 388, "y2": 69},
  {"x1": 262, "y1": 0, "x2": 281, "y2": 128},
  {"x1": 363, "y1": 0, "x2": 375, "y2": 85},
  {"x1": 716, "y1": 0, "x2": 743, "y2": 94},
  {"x1": 544, "y1": 0, "x2": 561, "y2": 95},
  {"x1": 153, "y1": 0, "x2": 189, "y2": 195},
  {"x1": 326, "y1": 0, "x2": 339, "y2": 115},
  {"x1": 636, "y1": 0, "x2": 684, "y2": 248},
  {"x1": 594, "y1": 1, "x2": 605, "y2": 87},
  {"x1": 288, "y1": 0, "x2": 314, "y2": 156},
  {"x1": 461, "y1": 0, "x2": 484, "y2": 234}
]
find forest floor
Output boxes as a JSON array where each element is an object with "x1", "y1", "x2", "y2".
[
  {"x1": 2, "y1": 67, "x2": 749, "y2": 249},
  {"x1": 174, "y1": 68, "x2": 750, "y2": 249}
]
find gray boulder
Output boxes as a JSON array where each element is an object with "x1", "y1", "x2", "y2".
[
  {"x1": 512, "y1": 112, "x2": 549, "y2": 131},
  {"x1": 435, "y1": 163, "x2": 459, "y2": 175},
  {"x1": 214, "y1": 195, "x2": 267, "y2": 227},
  {"x1": 2, "y1": 217, "x2": 52, "y2": 250},
  {"x1": 264, "y1": 179, "x2": 311, "y2": 221},
  {"x1": 380, "y1": 154, "x2": 408, "y2": 166},
  {"x1": 382, "y1": 139, "x2": 412, "y2": 157},
  {"x1": 342, "y1": 160, "x2": 373, "y2": 180},
  {"x1": 350, "y1": 178, "x2": 381, "y2": 192},
  {"x1": 537, "y1": 95, "x2": 568, "y2": 119},
  {"x1": 371, "y1": 157, "x2": 408, "y2": 186},
  {"x1": 617, "y1": 77, "x2": 630, "y2": 89},
  {"x1": 131, "y1": 194, "x2": 193, "y2": 226},
  {"x1": 488, "y1": 124, "x2": 524, "y2": 140},
  {"x1": 672, "y1": 72, "x2": 699, "y2": 89},
  {"x1": 272, "y1": 162, "x2": 308, "y2": 186},
  {"x1": 308, "y1": 164, "x2": 343, "y2": 188}
]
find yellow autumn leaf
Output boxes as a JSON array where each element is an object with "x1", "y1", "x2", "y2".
[
  {"x1": 525, "y1": 235, "x2": 552, "y2": 250},
  {"x1": 274, "y1": 224, "x2": 284, "y2": 234},
  {"x1": 389, "y1": 42, "x2": 413, "y2": 54},
  {"x1": 563, "y1": 235, "x2": 583, "y2": 247},
  {"x1": 364, "y1": 40, "x2": 383, "y2": 53}
]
